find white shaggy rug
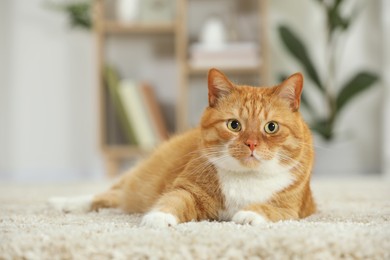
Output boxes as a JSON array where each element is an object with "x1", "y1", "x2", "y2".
[{"x1": 0, "y1": 177, "x2": 389, "y2": 259}]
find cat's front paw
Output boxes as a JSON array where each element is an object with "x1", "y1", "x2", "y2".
[
  {"x1": 48, "y1": 195, "x2": 93, "y2": 213},
  {"x1": 232, "y1": 210, "x2": 267, "y2": 226},
  {"x1": 141, "y1": 211, "x2": 178, "y2": 228}
]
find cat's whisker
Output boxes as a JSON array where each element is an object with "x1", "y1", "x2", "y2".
[
  {"x1": 276, "y1": 152, "x2": 307, "y2": 176},
  {"x1": 159, "y1": 147, "x2": 227, "y2": 173},
  {"x1": 185, "y1": 151, "x2": 230, "y2": 173},
  {"x1": 295, "y1": 140, "x2": 326, "y2": 150}
]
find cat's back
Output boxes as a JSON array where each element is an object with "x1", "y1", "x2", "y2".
[
  {"x1": 118, "y1": 128, "x2": 202, "y2": 213},
  {"x1": 125, "y1": 128, "x2": 202, "y2": 182}
]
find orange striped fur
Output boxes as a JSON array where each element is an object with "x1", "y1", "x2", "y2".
[{"x1": 92, "y1": 68, "x2": 316, "y2": 226}]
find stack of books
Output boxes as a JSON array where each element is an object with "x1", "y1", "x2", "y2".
[
  {"x1": 189, "y1": 42, "x2": 261, "y2": 70},
  {"x1": 105, "y1": 66, "x2": 169, "y2": 149}
]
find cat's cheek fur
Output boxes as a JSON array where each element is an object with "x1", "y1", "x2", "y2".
[
  {"x1": 141, "y1": 211, "x2": 178, "y2": 228},
  {"x1": 232, "y1": 210, "x2": 268, "y2": 226}
]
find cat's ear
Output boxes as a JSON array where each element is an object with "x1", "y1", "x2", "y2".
[
  {"x1": 276, "y1": 73, "x2": 303, "y2": 111},
  {"x1": 208, "y1": 68, "x2": 234, "y2": 107}
]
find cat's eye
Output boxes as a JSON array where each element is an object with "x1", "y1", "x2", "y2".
[
  {"x1": 264, "y1": 121, "x2": 279, "y2": 134},
  {"x1": 227, "y1": 119, "x2": 242, "y2": 132}
]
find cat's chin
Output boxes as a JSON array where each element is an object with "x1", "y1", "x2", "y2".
[
  {"x1": 209, "y1": 155, "x2": 261, "y2": 173},
  {"x1": 240, "y1": 156, "x2": 261, "y2": 169}
]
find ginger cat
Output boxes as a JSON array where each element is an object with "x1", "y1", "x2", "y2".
[{"x1": 58, "y1": 68, "x2": 316, "y2": 227}]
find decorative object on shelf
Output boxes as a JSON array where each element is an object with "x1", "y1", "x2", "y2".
[
  {"x1": 45, "y1": 0, "x2": 92, "y2": 30},
  {"x1": 278, "y1": 0, "x2": 379, "y2": 141},
  {"x1": 199, "y1": 16, "x2": 227, "y2": 50},
  {"x1": 189, "y1": 42, "x2": 259, "y2": 70},
  {"x1": 116, "y1": 0, "x2": 140, "y2": 22},
  {"x1": 139, "y1": 0, "x2": 175, "y2": 23},
  {"x1": 191, "y1": 13, "x2": 260, "y2": 70}
]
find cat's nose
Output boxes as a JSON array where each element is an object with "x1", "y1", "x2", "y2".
[{"x1": 245, "y1": 139, "x2": 258, "y2": 152}]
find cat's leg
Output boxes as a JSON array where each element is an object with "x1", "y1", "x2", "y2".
[
  {"x1": 232, "y1": 204, "x2": 299, "y2": 225},
  {"x1": 90, "y1": 179, "x2": 125, "y2": 211},
  {"x1": 141, "y1": 189, "x2": 216, "y2": 228},
  {"x1": 233, "y1": 186, "x2": 316, "y2": 225},
  {"x1": 141, "y1": 190, "x2": 195, "y2": 228},
  {"x1": 90, "y1": 189, "x2": 122, "y2": 211}
]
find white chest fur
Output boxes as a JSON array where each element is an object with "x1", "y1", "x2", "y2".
[{"x1": 216, "y1": 158, "x2": 294, "y2": 221}]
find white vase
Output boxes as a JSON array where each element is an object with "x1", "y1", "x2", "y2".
[
  {"x1": 116, "y1": 0, "x2": 140, "y2": 22},
  {"x1": 200, "y1": 17, "x2": 227, "y2": 50},
  {"x1": 313, "y1": 135, "x2": 364, "y2": 177}
]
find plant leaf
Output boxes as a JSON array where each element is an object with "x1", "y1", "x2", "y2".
[
  {"x1": 334, "y1": 0, "x2": 344, "y2": 9},
  {"x1": 328, "y1": 7, "x2": 350, "y2": 31},
  {"x1": 66, "y1": 2, "x2": 92, "y2": 30},
  {"x1": 301, "y1": 91, "x2": 312, "y2": 112},
  {"x1": 44, "y1": 1, "x2": 92, "y2": 30},
  {"x1": 311, "y1": 119, "x2": 334, "y2": 141},
  {"x1": 314, "y1": 0, "x2": 325, "y2": 5},
  {"x1": 278, "y1": 25, "x2": 324, "y2": 92},
  {"x1": 336, "y1": 72, "x2": 379, "y2": 113}
]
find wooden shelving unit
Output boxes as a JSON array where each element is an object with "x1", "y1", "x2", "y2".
[
  {"x1": 93, "y1": 0, "x2": 182, "y2": 176},
  {"x1": 93, "y1": 0, "x2": 269, "y2": 176},
  {"x1": 187, "y1": 65, "x2": 263, "y2": 76},
  {"x1": 103, "y1": 22, "x2": 176, "y2": 34}
]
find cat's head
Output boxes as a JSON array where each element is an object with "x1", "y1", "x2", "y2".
[{"x1": 200, "y1": 68, "x2": 311, "y2": 173}]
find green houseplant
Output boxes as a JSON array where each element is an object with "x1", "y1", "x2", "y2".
[
  {"x1": 45, "y1": 0, "x2": 92, "y2": 30},
  {"x1": 278, "y1": 0, "x2": 379, "y2": 141}
]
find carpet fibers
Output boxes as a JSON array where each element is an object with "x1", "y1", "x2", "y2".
[{"x1": 0, "y1": 178, "x2": 389, "y2": 259}]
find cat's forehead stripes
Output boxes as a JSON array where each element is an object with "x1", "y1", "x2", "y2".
[{"x1": 230, "y1": 85, "x2": 276, "y2": 124}]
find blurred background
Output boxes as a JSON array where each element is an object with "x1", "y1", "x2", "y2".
[{"x1": 0, "y1": 0, "x2": 388, "y2": 182}]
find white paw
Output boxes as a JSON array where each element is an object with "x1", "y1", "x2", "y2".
[
  {"x1": 48, "y1": 195, "x2": 93, "y2": 213},
  {"x1": 141, "y1": 211, "x2": 178, "y2": 228},
  {"x1": 232, "y1": 210, "x2": 267, "y2": 226}
]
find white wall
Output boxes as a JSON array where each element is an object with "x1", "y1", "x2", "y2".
[
  {"x1": 0, "y1": 0, "x2": 11, "y2": 178},
  {"x1": 1, "y1": 0, "x2": 103, "y2": 182},
  {"x1": 382, "y1": 0, "x2": 390, "y2": 178}
]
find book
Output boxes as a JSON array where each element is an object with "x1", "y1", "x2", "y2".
[
  {"x1": 118, "y1": 80, "x2": 157, "y2": 149},
  {"x1": 104, "y1": 66, "x2": 138, "y2": 145},
  {"x1": 140, "y1": 84, "x2": 169, "y2": 142},
  {"x1": 104, "y1": 66, "x2": 168, "y2": 149}
]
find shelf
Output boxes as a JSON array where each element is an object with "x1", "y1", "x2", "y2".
[
  {"x1": 102, "y1": 145, "x2": 153, "y2": 159},
  {"x1": 103, "y1": 21, "x2": 176, "y2": 34},
  {"x1": 187, "y1": 64, "x2": 262, "y2": 76}
]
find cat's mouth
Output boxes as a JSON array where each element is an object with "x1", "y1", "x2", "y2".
[{"x1": 240, "y1": 152, "x2": 261, "y2": 168}]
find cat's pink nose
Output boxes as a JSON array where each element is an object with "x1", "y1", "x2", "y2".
[{"x1": 245, "y1": 140, "x2": 258, "y2": 152}]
